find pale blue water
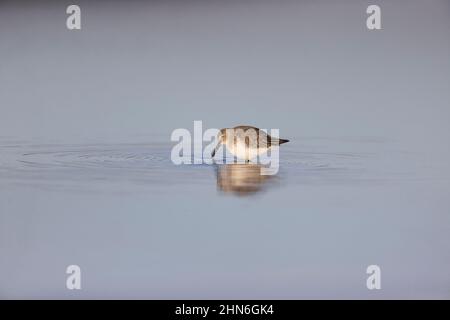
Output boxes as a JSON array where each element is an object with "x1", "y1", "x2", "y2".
[
  {"x1": 1, "y1": 135, "x2": 450, "y2": 298},
  {"x1": 1, "y1": 0, "x2": 450, "y2": 299}
]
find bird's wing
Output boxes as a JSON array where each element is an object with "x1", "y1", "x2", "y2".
[{"x1": 233, "y1": 125, "x2": 258, "y2": 131}]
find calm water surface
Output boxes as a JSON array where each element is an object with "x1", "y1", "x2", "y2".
[{"x1": 1, "y1": 136, "x2": 449, "y2": 298}]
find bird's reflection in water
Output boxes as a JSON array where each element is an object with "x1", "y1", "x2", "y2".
[{"x1": 216, "y1": 164, "x2": 277, "y2": 196}]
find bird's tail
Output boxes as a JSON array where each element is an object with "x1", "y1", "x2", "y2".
[{"x1": 278, "y1": 138, "x2": 289, "y2": 145}]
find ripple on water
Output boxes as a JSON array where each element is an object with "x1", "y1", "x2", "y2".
[
  {"x1": 0, "y1": 139, "x2": 399, "y2": 192},
  {"x1": 0, "y1": 142, "x2": 208, "y2": 191}
]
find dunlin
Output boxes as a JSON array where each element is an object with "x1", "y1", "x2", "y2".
[{"x1": 211, "y1": 125, "x2": 289, "y2": 161}]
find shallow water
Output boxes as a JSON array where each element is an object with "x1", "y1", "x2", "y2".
[
  {"x1": 0, "y1": 136, "x2": 429, "y2": 190},
  {"x1": 1, "y1": 136, "x2": 450, "y2": 298},
  {"x1": 1, "y1": 0, "x2": 450, "y2": 299}
]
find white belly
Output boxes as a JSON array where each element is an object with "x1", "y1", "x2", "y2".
[{"x1": 226, "y1": 141, "x2": 269, "y2": 161}]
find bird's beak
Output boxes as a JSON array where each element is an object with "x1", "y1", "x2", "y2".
[{"x1": 211, "y1": 141, "x2": 221, "y2": 158}]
